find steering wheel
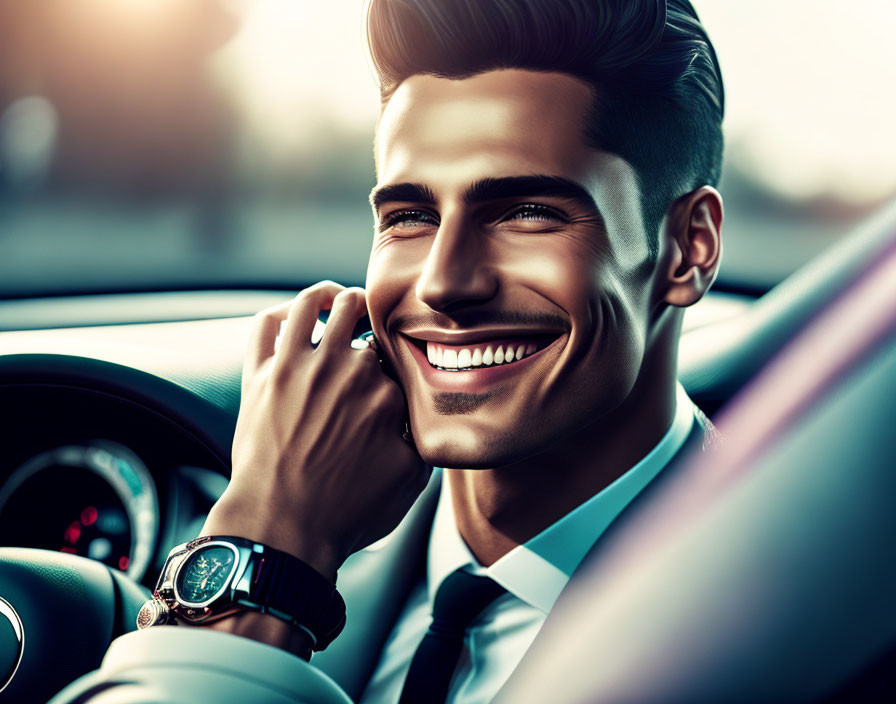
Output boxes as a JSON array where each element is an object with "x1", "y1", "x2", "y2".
[{"x1": 0, "y1": 548, "x2": 148, "y2": 704}]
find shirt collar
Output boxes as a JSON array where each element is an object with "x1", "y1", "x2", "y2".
[{"x1": 427, "y1": 382, "x2": 696, "y2": 614}]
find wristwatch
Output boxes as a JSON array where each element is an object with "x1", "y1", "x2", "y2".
[{"x1": 136, "y1": 535, "x2": 346, "y2": 654}]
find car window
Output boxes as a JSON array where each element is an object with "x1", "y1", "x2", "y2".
[{"x1": 0, "y1": 0, "x2": 893, "y2": 299}]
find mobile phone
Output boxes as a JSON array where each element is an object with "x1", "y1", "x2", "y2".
[
  {"x1": 306, "y1": 311, "x2": 399, "y2": 384},
  {"x1": 273, "y1": 310, "x2": 373, "y2": 355},
  {"x1": 313, "y1": 310, "x2": 373, "y2": 348}
]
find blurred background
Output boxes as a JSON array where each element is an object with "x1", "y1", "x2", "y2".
[{"x1": 1, "y1": 0, "x2": 894, "y2": 299}]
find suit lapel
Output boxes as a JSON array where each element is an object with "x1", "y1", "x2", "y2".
[
  {"x1": 496, "y1": 421, "x2": 714, "y2": 699},
  {"x1": 310, "y1": 468, "x2": 442, "y2": 701}
]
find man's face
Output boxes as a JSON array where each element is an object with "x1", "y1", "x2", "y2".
[{"x1": 366, "y1": 70, "x2": 661, "y2": 469}]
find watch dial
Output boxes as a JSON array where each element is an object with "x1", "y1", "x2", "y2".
[{"x1": 176, "y1": 545, "x2": 236, "y2": 605}]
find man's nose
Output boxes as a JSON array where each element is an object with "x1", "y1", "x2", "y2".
[{"x1": 415, "y1": 216, "x2": 498, "y2": 312}]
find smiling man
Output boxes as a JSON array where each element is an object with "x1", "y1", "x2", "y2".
[{"x1": 52, "y1": 1, "x2": 724, "y2": 703}]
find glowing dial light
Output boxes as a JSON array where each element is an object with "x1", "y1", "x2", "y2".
[{"x1": 0, "y1": 442, "x2": 159, "y2": 580}]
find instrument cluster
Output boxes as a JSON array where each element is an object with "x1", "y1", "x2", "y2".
[
  {"x1": 0, "y1": 441, "x2": 158, "y2": 580},
  {"x1": 0, "y1": 383, "x2": 232, "y2": 586}
]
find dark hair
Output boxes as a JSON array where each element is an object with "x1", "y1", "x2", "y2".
[{"x1": 366, "y1": 0, "x2": 724, "y2": 255}]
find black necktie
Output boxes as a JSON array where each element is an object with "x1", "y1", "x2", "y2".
[{"x1": 398, "y1": 569, "x2": 507, "y2": 704}]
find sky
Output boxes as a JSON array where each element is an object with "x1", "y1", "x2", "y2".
[{"x1": 214, "y1": 0, "x2": 896, "y2": 205}]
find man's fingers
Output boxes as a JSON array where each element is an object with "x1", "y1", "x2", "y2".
[
  {"x1": 277, "y1": 281, "x2": 346, "y2": 361},
  {"x1": 245, "y1": 298, "x2": 295, "y2": 374},
  {"x1": 319, "y1": 287, "x2": 368, "y2": 350}
]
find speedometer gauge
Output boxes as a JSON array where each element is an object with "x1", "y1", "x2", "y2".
[{"x1": 0, "y1": 441, "x2": 159, "y2": 580}]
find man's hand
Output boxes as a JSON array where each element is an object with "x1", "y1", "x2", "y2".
[{"x1": 201, "y1": 281, "x2": 431, "y2": 582}]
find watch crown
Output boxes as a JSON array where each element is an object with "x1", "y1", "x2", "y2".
[{"x1": 137, "y1": 598, "x2": 171, "y2": 629}]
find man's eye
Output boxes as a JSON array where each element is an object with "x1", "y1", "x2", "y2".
[
  {"x1": 380, "y1": 209, "x2": 438, "y2": 230},
  {"x1": 504, "y1": 204, "x2": 566, "y2": 223}
]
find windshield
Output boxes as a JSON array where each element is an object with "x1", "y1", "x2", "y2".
[{"x1": 1, "y1": 0, "x2": 894, "y2": 299}]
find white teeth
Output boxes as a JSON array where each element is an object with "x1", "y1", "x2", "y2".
[{"x1": 427, "y1": 340, "x2": 543, "y2": 369}]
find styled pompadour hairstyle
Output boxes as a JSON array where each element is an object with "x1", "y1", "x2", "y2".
[{"x1": 365, "y1": 0, "x2": 724, "y2": 254}]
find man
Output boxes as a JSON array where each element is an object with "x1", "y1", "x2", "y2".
[{"x1": 53, "y1": 0, "x2": 723, "y2": 702}]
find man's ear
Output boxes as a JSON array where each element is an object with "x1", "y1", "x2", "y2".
[{"x1": 662, "y1": 186, "x2": 723, "y2": 308}]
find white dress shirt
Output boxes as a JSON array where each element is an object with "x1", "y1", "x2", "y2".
[{"x1": 360, "y1": 383, "x2": 697, "y2": 704}]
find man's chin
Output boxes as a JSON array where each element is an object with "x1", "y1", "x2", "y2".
[{"x1": 412, "y1": 423, "x2": 540, "y2": 470}]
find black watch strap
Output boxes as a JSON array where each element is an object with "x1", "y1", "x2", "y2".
[{"x1": 246, "y1": 543, "x2": 347, "y2": 651}]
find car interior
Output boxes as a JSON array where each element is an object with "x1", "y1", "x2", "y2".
[
  {"x1": 1, "y1": 1, "x2": 894, "y2": 702},
  {"x1": 1, "y1": 201, "x2": 894, "y2": 703}
]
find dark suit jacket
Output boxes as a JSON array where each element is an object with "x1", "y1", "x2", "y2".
[{"x1": 312, "y1": 414, "x2": 716, "y2": 701}]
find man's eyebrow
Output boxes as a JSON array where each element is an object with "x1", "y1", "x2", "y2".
[
  {"x1": 369, "y1": 182, "x2": 437, "y2": 212},
  {"x1": 463, "y1": 175, "x2": 599, "y2": 214},
  {"x1": 369, "y1": 175, "x2": 601, "y2": 216}
]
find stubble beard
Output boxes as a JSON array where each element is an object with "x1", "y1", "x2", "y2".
[{"x1": 433, "y1": 391, "x2": 497, "y2": 415}]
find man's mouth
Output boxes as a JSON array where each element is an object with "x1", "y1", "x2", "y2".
[
  {"x1": 395, "y1": 328, "x2": 566, "y2": 395},
  {"x1": 400, "y1": 329, "x2": 563, "y2": 371},
  {"x1": 422, "y1": 338, "x2": 549, "y2": 371}
]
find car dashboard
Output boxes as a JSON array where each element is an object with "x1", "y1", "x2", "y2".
[
  {"x1": 0, "y1": 289, "x2": 753, "y2": 589},
  {"x1": 0, "y1": 386, "x2": 226, "y2": 584}
]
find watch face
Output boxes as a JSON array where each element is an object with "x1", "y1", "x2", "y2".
[{"x1": 175, "y1": 544, "x2": 237, "y2": 606}]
